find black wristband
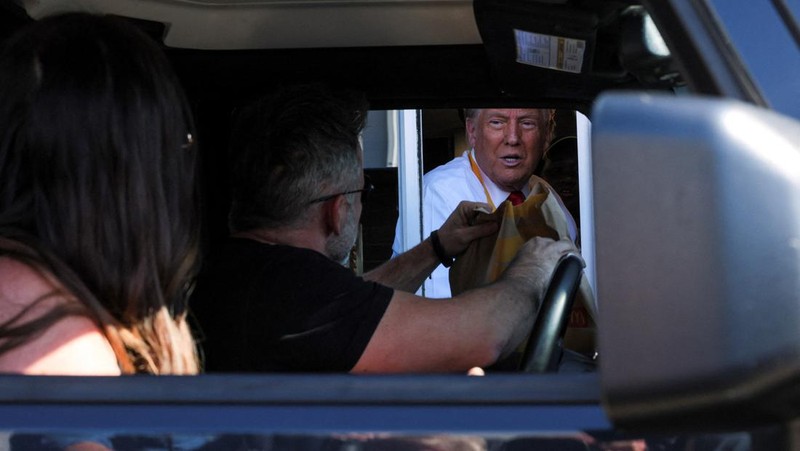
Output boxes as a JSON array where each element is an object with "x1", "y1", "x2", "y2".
[{"x1": 430, "y1": 229, "x2": 454, "y2": 268}]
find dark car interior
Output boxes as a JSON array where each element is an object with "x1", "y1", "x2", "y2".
[{"x1": 0, "y1": 0, "x2": 692, "y2": 380}]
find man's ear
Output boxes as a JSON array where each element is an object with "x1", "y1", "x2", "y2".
[
  {"x1": 466, "y1": 118, "x2": 477, "y2": 148},
  {"x1": 322, "y1": 194, "x2": 347, "y2": 236}
]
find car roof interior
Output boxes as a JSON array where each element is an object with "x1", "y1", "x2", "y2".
[{"x1": 3, "y1": 0, "x2": 683, "y2": 112}]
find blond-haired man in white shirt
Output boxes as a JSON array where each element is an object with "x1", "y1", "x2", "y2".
[{"x1": 392, "y1": 108, "x2": 577, "y2": 298}]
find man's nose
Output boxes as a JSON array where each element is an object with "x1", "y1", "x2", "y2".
[{"x1": 505, "y1": 124, "x2": 520, "y2": 145}]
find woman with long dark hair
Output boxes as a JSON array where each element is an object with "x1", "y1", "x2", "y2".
[{"x1": 0, "y1": 13, "x2": 200, "y2": 374}]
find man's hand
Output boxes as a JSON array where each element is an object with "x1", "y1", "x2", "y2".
[
  {"x1": 502, "y1": 237, "x2": 582, "y2": 300},
  {"x1": 364, "y1": 201, "x2": 496, "y2": 292},
  {"x1": 436, "y1": 201, "x2": 499, "y2": 258}
]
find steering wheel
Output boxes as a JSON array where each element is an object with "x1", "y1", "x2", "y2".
[{"x1": 520, "y1": 253, "x2": 585, "y2": 373}]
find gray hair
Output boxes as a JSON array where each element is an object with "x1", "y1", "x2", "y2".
[{"x1": 228, "y1": 84, "x2": 368, "y2": 232}]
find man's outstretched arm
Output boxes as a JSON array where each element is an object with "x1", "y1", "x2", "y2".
[{"x1": 352, "y1": 237, "x2": 580, "y2": 373}]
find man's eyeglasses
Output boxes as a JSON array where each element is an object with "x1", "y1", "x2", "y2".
[{"x1": 307, "y1": 175, "x2": 374, "y2": 205}]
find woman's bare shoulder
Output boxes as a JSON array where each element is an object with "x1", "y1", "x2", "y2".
[
  {"x1": 0, "y1": 256, "x2": 120, "y2": 375},
  {"x1": 0, "y1": 256, "x2": 58, "y2": 316}
]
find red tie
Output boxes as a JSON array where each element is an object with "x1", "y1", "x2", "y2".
[{"x1": 507, "y1": 190, "x2": 525, "y2": 206}]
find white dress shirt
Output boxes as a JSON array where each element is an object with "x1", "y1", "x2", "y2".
[{"x1": 392, "y1": 150, "x2": 577, "y2": 298}]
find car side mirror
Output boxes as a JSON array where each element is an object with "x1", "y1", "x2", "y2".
[{"x1": 592, "y1": 93, "x2": 800, "y2": 430}]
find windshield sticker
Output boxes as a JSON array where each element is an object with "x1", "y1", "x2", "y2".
[{"x1": 514, "y1": 29, "x2": 585, "y2": 74}]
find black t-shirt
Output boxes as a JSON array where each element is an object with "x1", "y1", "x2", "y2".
[{"x1": 190, "y1": 238, "x2": 393, "y2": 372}]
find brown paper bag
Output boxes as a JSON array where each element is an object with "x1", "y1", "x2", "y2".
[{"x1": 449, "y1": 178, "x2": 597, "y2": 361}]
